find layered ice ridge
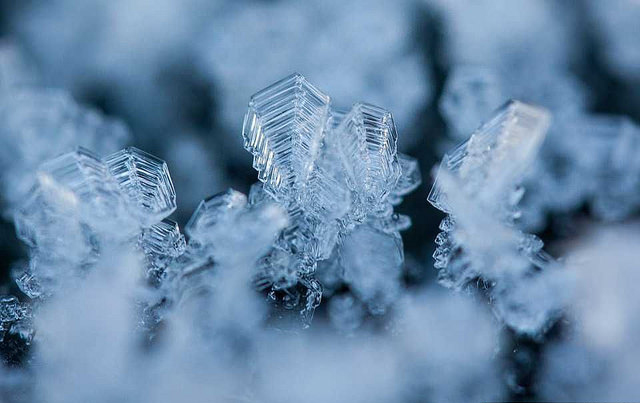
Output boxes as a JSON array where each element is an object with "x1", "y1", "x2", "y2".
[
  {"x1": 242, "y1": 73, "x2": 331, "y2": 200},
  {"x1": 242, "y1": 74, "x2": 420, "y2": 324}
]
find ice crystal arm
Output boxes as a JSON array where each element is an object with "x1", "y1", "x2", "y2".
[
  {"x1": 139, "y1": 219, "x2": 185, "y2": 286},
  {"x1": 15, "y1": 268, "x2": 43, "y2": 300},
  {"x1": 140, "y1": 219, "x2": 185, "y2": 260},
  {"x1": 335, "y1": 102, "x2": 400, "y2": 209},
  {"x1": 184, "y1": 188, "x2": 247, "y2": 244},
  {"x1": 428, "y1": 101, "x2": 568, "y2": 336},
  {"x1": 105, "y1": 147, "x2": 176, "y2": 227},
  {"x1": 300, "y1": 138, "x2": 351, "y2": 221},
  {"x1": 429, "y1": 100, "x2": 551, "y2": 213},
  {"x1": 242, "y1": 73, "x2": 331, "y2": 200},
  {"x1": 36, "y1": 147, "x2": 129, "y2": 229}
]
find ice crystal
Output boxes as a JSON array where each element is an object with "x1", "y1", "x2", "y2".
[
  {"x1": 242, "y1": 74, "x2": 330, "y2": 201},
  {"x1": 335, "y1": 103, "x2": 401, "y2": 212},
  {"x1": 139, "y1": 219, "x2": 185, "y2": 285},
  {"x1": 13, "y1": 146, "x2": 178, "y2": 296},
  {"x1": 244, "y1": 74, "x2": 419, "y2": 322},
  {"x1": 429, "y1": 100, "x2": 569, "y2": 335},
  {"x1": 105, "y1": 147, "x2": 177, "y2": 227},
  {"x1": 430, "y1": 100, "x2": 550, "y2": 214},
  {"x1": 437, "y1": 60, "x2": 640, "y2": 232},
  {"x1": 184, "y1": 188, "x2": 247, "y2": 245},
  {"x1": 2, "y1": 2, "x2": 640, "y2": 402},
  {"x1": 390, "y1": 153, "x2": 422, "y2": 204}
]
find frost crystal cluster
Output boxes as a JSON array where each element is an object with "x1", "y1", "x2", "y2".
[
  {"x1": 440, "y1": 63, "x2": 640, "y2": 231},
  {"x1": 429, "y1": 100, "x2": 570, "y2": 336},
  {"x1": 13, "y1": 147, "x2": 177, "y2": 297},
  {"x1": 1, "y1": 72, "x2": 420, "y2": 350},
  {"x1": 434, "y1": 0, "x2": 640, "y2": 232},
  {"x1": 2, "y1": 1, "x2": 640, "y2": 401},
  {"x1": 243, "y1": 74, "x2": 420, "y2": 322}
]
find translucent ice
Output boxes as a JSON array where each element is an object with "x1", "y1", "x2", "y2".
[
  {"x1": 184, "y1": 188, "x2": 247, "y2": 246},
  {"x1": 242, "y1": 74, "x2": 330, "y2": 201},
  {"x1": 105, "y1": 147, "x2": 176, "y2": 227},
  {"x1": 438, "y1": 62, "x2": 640, "y2": 230},
  {"x1": 243, "y1": 74, "x2": 419, "y2": 320},
  {"x1": 139, "y1": 219, "x2": 185, "y2": 260},
  {"x1": 14, "y1": 267, "x2": 44, "y2": 300},
  {"x1": 35, "y1": 148, "x2": 130, "y2": 232},
  {"x1": 429, "y1": 101, "x2": 569, "y2": 335},
  {"x1": 389, "y1": 153, "x2": 422, "y2": 204},
  {"x1": 334, "y1": 103, "x2": 401, "y2": 214},
  {"x1": 429, "y1": 100, "x2": 551, "y2": 214},
  {"x1": 14, "y1": 146, "x2": 177, "y2": 296},
  {"x1": 139, "y1": 219, "x2": 185, "y2": 285}
]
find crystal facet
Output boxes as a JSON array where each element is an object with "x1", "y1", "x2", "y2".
[{"x1": 105, "y1": 147, "x2": 176, "y2": 227}]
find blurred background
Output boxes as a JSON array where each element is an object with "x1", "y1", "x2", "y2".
[{"x1": 0, "y1": 0, "x2": 639, "y2": 400}]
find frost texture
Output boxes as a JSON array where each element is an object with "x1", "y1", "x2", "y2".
[
  {"x1": 244, "y1": 74, "x2": 420, "y2": 322},
  {"x1": 0, "y1": 72, "x2": 505, "y2": 403},
  {"x1": 1, "y1": 2, "x2": 639, "y2": 401},
  {"x1": 429, "y1": 100, "x2": 570, "y2": 336},
  {"x1": 0, "y1": 296, "x2": 31, "y2": 344},
  {"x1": 105, "y1": 147, "x2": 177, "y2": 226}
]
